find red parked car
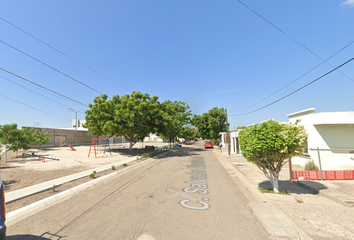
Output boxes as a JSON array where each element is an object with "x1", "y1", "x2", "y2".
[{"x1": 204, "y1": 141, "x2": 213, "y2": 149}]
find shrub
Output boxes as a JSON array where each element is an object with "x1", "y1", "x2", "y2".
[
  {"x1": 52, "y1": 185, "x2": 57, "y2": 192},
  {"x1": 111, "y1": 165, "x2": 116, "y2": 170},
  {"x1": 305, "y1": 160, "x2": 319, "y2": 170},
  {"x1": 90, "y1": 172, "x2": 96, "y2": 179},
  {"x1": 258, "y1": 187, "x2": 289, "y2": 195},
  {"x1": 123, "y1": 163, "x2": 128, "y2": 167}
]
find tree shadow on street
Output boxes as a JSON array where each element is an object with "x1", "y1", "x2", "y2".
[
  {"x1": 258, "y1": 180, "x2": 327, "y2": 195},
  {"x1": 7, "y1": 232, "x2": 66, "y2": 240},
  {"x1": 110, "y1": 147, "x2": 159, "y2": 157},
  {"x1": 7, "y1": 234, "x2": 52, "y2": 240}
]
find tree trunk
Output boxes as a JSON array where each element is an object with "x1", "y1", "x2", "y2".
[
  {"x1": 129, "y1": 141, "x2": 133, "y2": 151},
  {"x1": 260, "y1": 165, "x2": 280, "y2": 193},
  {"x1": 271, "y1": 177, "x2": 280, "y2": 193},
  {"x1": 4, "y1": 145, "x2": 7, "y2": 163}
]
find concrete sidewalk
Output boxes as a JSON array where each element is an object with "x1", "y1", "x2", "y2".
[
  {"x1": 215, "y1": 150, "x2": 354, "y2": 239},
  {"x1": 5, "y1": 156, "x2": 136, "y2": 203},
  {"x1": 5, "y1": 145, "x2": 170, "y2": 203},
  {"x1": 220, "y1": 151, "x2": 354, "y2": 207}
]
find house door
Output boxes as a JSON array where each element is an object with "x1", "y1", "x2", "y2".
[{"x1": 236, "y1": 137, "x2": 240, "y2": 154}]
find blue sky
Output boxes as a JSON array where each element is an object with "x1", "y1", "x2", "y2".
[{"x1": 1, "y1": 0, "x2": 354, "y2": 130}]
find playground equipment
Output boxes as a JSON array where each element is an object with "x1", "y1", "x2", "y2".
[
  {"x1": 59, "y1": 137, "x2": 66, "y2": 149},
  {"x1": 59, "y1": 138, "x2": 76, "y2": 151},
  {"x1": 88, "y1": 138, "x2": 111, "y2": 158},
  {"x1": 23, "y1": 153, "x2": 59, "y2": 162}
]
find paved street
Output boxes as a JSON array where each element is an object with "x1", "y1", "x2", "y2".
[{"x1": 6, "y1": 144, "x2": 278, "y2": 240}]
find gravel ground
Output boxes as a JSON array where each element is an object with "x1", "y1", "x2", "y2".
[{"x1": 1, "y1": 143, "x2": 169, "y2": 213}]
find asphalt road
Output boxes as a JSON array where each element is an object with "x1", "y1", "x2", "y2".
[{"x1": 6, "y1": 143, "x2": 275, "y2": 240}]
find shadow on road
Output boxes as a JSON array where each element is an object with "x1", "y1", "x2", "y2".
[
  {"x1": 258, "y1": 180, "x2": 327, "y2": 195},
  {"x1": 111, "y1": 147, "x2": 159, "y2": 157},
  {"x1": 7, "y1": 234, "x2": 52, "y2": 240}
]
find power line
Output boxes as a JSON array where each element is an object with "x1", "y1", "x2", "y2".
[
  {"x1": 0, "y1": 39, "x2": 103, "y2": 95},
  {"x1": 231, "y1": 39, "x2": 354, "y2": 112},
  {"x1": 235, "y1": 1, "x2": 354, "y2": 80},
  {"x1": 0, "y1": 67, "x2": 89, "y2": 107},
  {"x1": 0, "y1": 74, "x2": 74, "y2": 109},
  {"x1": 0, "y1": 92, "x2": 71, "y2": 121},
  {"x1": 229, "y1": 56, "x2": 354, "y2": 116},
  {"x1": 0, "y1": 67, "x2": 149, "y2": 127},
  {"x1": 0, "y1": 16, "x2": 131, "y2": 92}
]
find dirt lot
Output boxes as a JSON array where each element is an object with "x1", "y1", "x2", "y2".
[{"x1": 0, "y1": 143, "x2": 169, "y2": 212}]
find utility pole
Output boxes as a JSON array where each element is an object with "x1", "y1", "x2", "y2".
[
  {"x1": 69, "y1": 108, "x2": 84, "y2": 145},
  {"x1": 226, "y1": 108, "x2": 230, "y2": 156}
]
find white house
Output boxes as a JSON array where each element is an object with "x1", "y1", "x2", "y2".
[
  {"x1": 287, "y1": 108, "x2": 354, "y2": 170},
  {"x1": 220, "y1": 108, "x2": 354, "y2": 169},
  {"x1": 220, "y1": 129, "x2": 242, "y2": 155},
  {"x1": 144, "y1": 133, "x2": 164, "y2": 142}
]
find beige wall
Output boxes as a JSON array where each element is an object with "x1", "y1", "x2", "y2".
[{"x1": 22, "y1": 127, "x2": 121, "y2": 148}]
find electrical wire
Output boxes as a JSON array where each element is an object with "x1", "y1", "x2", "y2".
[
  {"x1": 231, "y1": 39, "x2": 354, "y2": 112},
  {"x1": 0, "y1": 39, "x2": 103, "y2": 95},
  {"x1": 0, "y1": 16, "x2": 131, "y2": 92},
  {"x1": 0, "y1": 74, "x2": 74, "y2": 109},
  {"x1": 235, "y1": 1, "x2": 354, "y2": 82},
  {"x1": 0, "y1": 92, "x2": 71, "y2": 121},
  {"x1": 229, "y1": 56, "x2": 354, "y2": 116},
  {"x1": 0, "y1": 67, "x2": 150, "y2": 127}
]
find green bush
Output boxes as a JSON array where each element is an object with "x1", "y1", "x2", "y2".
[
  {"x1": 90, "y1": 172, "x2": 96, "y2": 179},
  {"x1": 123, "y1": 163, "x2": 128, "y2": 167},
  {"x1": 111, "y1": 165, "x2": 116, "y2": 170},
  {"x1": 305, "y1": 160, "x2": 319, "y2": 170},
  {"x1": 258, "y1": 187, "x2": 289, "y2": 195}
]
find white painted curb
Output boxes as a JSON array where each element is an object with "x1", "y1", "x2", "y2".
[{"x1": 7, "y1": 172, "x2": 117, "y2": 222}]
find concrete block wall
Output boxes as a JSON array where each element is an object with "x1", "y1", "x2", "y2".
[{"x1": 22, "y1": 127, "x2": 120, "y2": 148}]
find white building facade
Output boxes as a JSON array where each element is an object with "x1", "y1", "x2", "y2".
[
  {"x1": 220, "y1": 108, "x2": 354, "y2": 169},
  {"x1": 220, "y1": 129, "x2": 242, "y2": 155},
  {"x1": 287, "y1": 108, "x2": 354, "y2": 170}
]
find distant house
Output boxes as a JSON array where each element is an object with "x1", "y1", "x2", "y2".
[
  {"x1": 220, "y1": 129, "x2": 241, "y2": 155},
  {"x1": 287, "y1": 108, "x2": 354, "y2": 170},
  {"x1": 144, "y1": 133, "x2": 164, "y2": 142},
  {"x1": 220, "y1": 108, "x2": 354, "y2": 170},
  {"x1": 72, "y1": 119, "x2": 86, "y2": 128}
]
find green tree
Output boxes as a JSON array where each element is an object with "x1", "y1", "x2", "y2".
[
  {"x1": 0, "y1": 123, "x2": 19, "y2": 162},
  {"x1": 9, "y1": 127, "x2": 35, "y2": 156},
  {"x1": 180, "y1": 126, "x2": 196, "y2": 141},
  {"x1": 193, "y1": 107, "x2": 227, "y2": 142},
  {"x1": 238, "y1": 120, "x2": 308, "y2": 193},
  {"x1": 85, "y1": 92, "x2": 162, "y2": 150},
  {"x1": 33, "y1": 130, "x2": 50, "y2": 149},
  {"x1": 158, "y1": 100, "x2": 192, "y2": 149}
]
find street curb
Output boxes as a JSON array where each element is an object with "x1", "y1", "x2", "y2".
[
  {"x1": 5, "y1": 145, "x2": 170, "y2": 203},
  {"x1": 295, "y1": 181, "x2": 354, "y2": 207},
  {"x1": 213, "y1": 151, "x2": 313, "y2": 240},
  {"x1": 294, "y1": 181, "x2": 319, "y2": 194},
  {"x1": 6, "y1": 154, "x2": 164, "y2": 224},
  {"x1": 6, "y1": 172, "x2": 118, "y2": 224}
]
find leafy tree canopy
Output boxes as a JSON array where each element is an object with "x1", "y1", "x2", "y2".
[
  {"x1": 239, "y1": 120, "x2": 308, "y2": 193},
  {"x1": 157, "y1": 100, "x2": 192, "y2": 148},
  {"x1": 0, "y1": 123, "x2": 19, "y2": 162},
  {"x1": 85, "y1": 92, "x2": 162, "y2": 150},
  {"x1": 180, "y1": 126, "x2": 197, "y2": 141},
  {"x1": 193, "y1": 107, "x2": 227, "y2": 141},
  {"x1": 33, "y1": 129, "x2": 50, "y2": 147}
]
